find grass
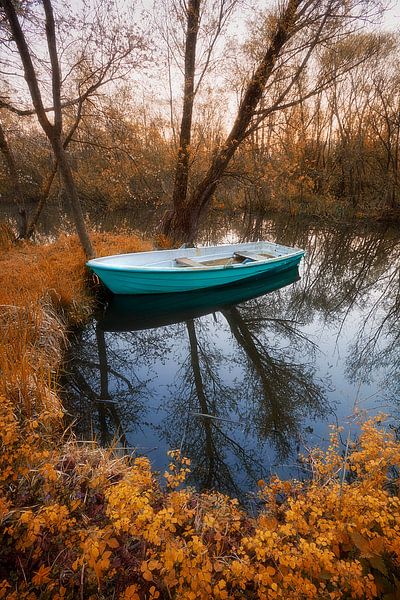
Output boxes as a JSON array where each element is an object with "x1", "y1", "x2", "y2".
[{"x1": 0, "y1": 228, "x2": 151, "y2": 419}]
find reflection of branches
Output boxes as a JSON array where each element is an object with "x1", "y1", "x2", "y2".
[
  {"x1": 79, "y1": 359, "x2": 140, "y2": 390},
  {"x1": 159, "y1": 318, "x2": 262, "y2": 499},
  {"x1": 262, "y1": 220, "x2": 400, "y2": 409},
  {"x1": 217, "y1": 215, "x2": 400, "y2": 328},
  {"x1": 62, "y1": 323, "x2": 152, "y2": 444},
  {"x1": 222, "y1": 305, "x2": 328, "y2": 460},
  {"x1": 346, "y1": 266, "x2": 400, "y2": 400}
]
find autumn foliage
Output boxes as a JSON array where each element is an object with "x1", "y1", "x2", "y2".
[{"x1": 1, "y1": 231, "x2": 400, "y2": 599}]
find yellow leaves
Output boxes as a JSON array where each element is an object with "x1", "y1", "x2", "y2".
[
  {"x1": 140, "y1": 557, "x2": 162, "y2": 581},
  {"x1": 349, "y1": 530, "x2": 374, "y2": 557},
  {"x1": 164, "y1": 450, "x2": 191, "y2": 489},
  {"x1": 107, "y1": 536, "x2": 119, "y2": 549},
  {"x1": 19, "y1": 510, "x2": 33, "y2": 525},
  {"x1": 32, "y1": 565, "x2": 51, "y2": 586},
  {"x1": 39, "y1": 462, "x2": 58, "y2": 482},
  {"x1": 148, "y1": 559, "x2": 161, "y2": 571},
  {"x1": 141, "y1": 567, "x2": 153, "y2": 582},
  {"x1": 148, "y1": 586, "x2": 160, "y2": 599},
  {"x1": 52, "y1": 587, "x2": 66, "y2": 600},
  {"x1": 0, "y1": 580, "x2": 11, "y2": 599},
  {"x1": 213, "y1": 579, "x2": 228, "y2": 599},
  {"x1": 120, "y1": 584, "x2": 141, "y2": 600},
  {"x1": 2, "y1": 392, "x2": 400, "y2": 600},
  {"x1": 270, "y1": 581, "x2": 278, "y2": 591}
]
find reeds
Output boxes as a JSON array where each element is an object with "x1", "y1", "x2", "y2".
[{"x1": 0, "y1": 231, "x2": 151, "y2": 419}]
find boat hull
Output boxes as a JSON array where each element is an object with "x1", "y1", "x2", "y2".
[
  {"x1": 88, "y1": 252, "x2": 303, "y2": 295},
  {"x1": 99, "y1": 266, "x2": 300, "y2": 331}
]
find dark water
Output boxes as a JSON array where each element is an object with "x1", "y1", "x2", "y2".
[{"x1": 57, "y1": 214, "x2": 400, "y2": 502}]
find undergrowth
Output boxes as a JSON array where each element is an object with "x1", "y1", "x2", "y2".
[{"x1": 0, "y1": 228, "x2": 399, "y2": 599}]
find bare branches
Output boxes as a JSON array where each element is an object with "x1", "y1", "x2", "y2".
[
  {"x1": 194, "y1": 0, "x2": 237, "y2": 96},
  {"x1": 246, "y1": 38, "x2": 382, "y2": 139},
  {"x1": 0, "y1": 0, "x2": 53, "y2": 137}
]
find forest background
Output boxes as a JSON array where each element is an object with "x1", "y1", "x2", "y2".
[{"x1": 1, "y1": 0, "x2": 400, "y2": 251}]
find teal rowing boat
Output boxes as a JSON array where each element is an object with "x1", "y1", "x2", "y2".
[{"x1": 86, "y1": 241, "x2": 305, "y2": 295}]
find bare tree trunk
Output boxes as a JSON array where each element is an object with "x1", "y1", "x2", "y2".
[
  {"x1": 0, "y1": 119, "x2": 27, "y2": 238},
  {"x1": 26, "y1": 91, "x2": 86, "y2": 239},
  {"x1": 25, "y1": 164, "x2": 57, "y2": 239},
  {"x1": 166, "y1": 0, "x2": 200, "y2": 231},
  {"x1": 52, "y1": 138, "x2": 95, "y2": 254},
  {"x1": 1, "y1": 0, "x2": 95, "y2": 258}
]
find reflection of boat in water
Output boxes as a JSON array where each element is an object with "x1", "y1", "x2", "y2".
[
  {"x1": 87, "y1": 241, "x2": 304, "y2": 294},
  {"x1": 98, "y1": 266, "x2": 300, "y2": 332}
]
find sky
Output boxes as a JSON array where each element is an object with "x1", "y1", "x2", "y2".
[
  {"x1": 383, "y1": 1, "x2": 400, "y2": 28},
  {"x1": 1, "y1": 0, "x2": 399, "y2": 125}
]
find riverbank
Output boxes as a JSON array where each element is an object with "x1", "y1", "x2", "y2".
[
  {"x1": 2, "y1": 198, "x2": 400, "y2": 249},
  {"x1": 0, "y1": 230, "x2": 399, "y2": 599}
]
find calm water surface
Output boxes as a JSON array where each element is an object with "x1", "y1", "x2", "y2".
[{"x1": 56, "y1": 215, "x2": 400, "y2": 500}]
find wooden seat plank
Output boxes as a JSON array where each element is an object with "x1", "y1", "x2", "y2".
[
  {"x1": 234, "y1": 251, "x2": 274, "y2": 262},
  {"x1": 175, "y1": 257, "x2": 207, "y2": 267}
]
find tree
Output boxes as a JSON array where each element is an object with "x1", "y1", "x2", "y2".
[
  {"x1": 0, "y1": 117, "x2": 26, "y2": 237},
  {"x1": 0, "y1": 0, "x2": 95, "y2": 257},
  {"x1": 163, "y1": 0, "x2": 383, "y2": 244},
  {"x1": 0, "y1": 0, "x2": 145, "y2": 253}
]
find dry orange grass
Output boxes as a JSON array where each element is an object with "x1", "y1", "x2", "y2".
[
  {"x1": 0, "y1": 231, "x2": 151, "y2": 320},
  {"x1": 0, "y1": 231, "x2": 151, "y2": 417}
]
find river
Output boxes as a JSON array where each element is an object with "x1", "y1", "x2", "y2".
[{"x1": 41, "y1": 210, "x2": 399, "y2": 503}]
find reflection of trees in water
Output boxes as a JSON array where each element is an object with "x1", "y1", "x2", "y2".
[
  {"x1": 158, "y1": 318, "x2": 263, "y2": 499},
  {"x1": 295, "y1": 227, "x2": 400, "y2": 411},
  {"x1": 222, "y1": 304, "x2": 328, "y2": 461},
  {"x1": 241, "y1": 218, "x2": 400, "y2": 407},
  {"x1": 157, "y1": 300, "x2": 329, "y2": 497},
  {"x1": 292, "y1": 225, "x2": 400, "y2": 410},
  {"x1": 62, "y1": 322, "x2": 173, "y2": 445},
  {"x1": 346, "y1": 265, "x2": 400, "y2": 404},
  {"x1": 296, "y1": 230, "x2": 400, "y2": 320},
  {"x1": 205, "y1": 213, "x2": 400, "y2": 334}
]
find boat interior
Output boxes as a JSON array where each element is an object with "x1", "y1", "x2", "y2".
[
  {"x1": 174, "y1": 251, "x2": 276, "y2": 268},
  {"x1": 87, "y1": 242, "x2": 301, "y2": 269}
]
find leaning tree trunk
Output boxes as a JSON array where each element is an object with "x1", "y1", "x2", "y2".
[
  {"x1": 162, "y1": 0, "x2": 301, "y2": 245},
  {"x1": 1, "y1": 0, "x2": 95, "y2": 259}
]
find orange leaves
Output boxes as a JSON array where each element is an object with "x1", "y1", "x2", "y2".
[
  {"x1": 73, "y1": 528, "x2": 116, "y2": 587},
  {"x1": 39, "y1": 462, "x2": 58, "y2": 483},
  {"x1": 119, "y1": 584, "x2": 141, "y2": 600},
  {"x1": 31, "y1": 565, "x2": 52, "y2": 586},
  {"x1": 141, "y1": 557, "x2": 163, "y2": 582},
  {"x1": 140, "y1": 564, "x2": 153, "y2": 582},
  {"x1": 164, "y1": 450, "x2": 191, "y2": 489},
  {"x1": 213, "y1": 579, "x2": 228, "y2": 599},
  {"x1": 0, "y1": 581, "x2": 10, "y2": 599},
  {"x1": 2, "y1": 415, "x2": 400, "y2": 599}
]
